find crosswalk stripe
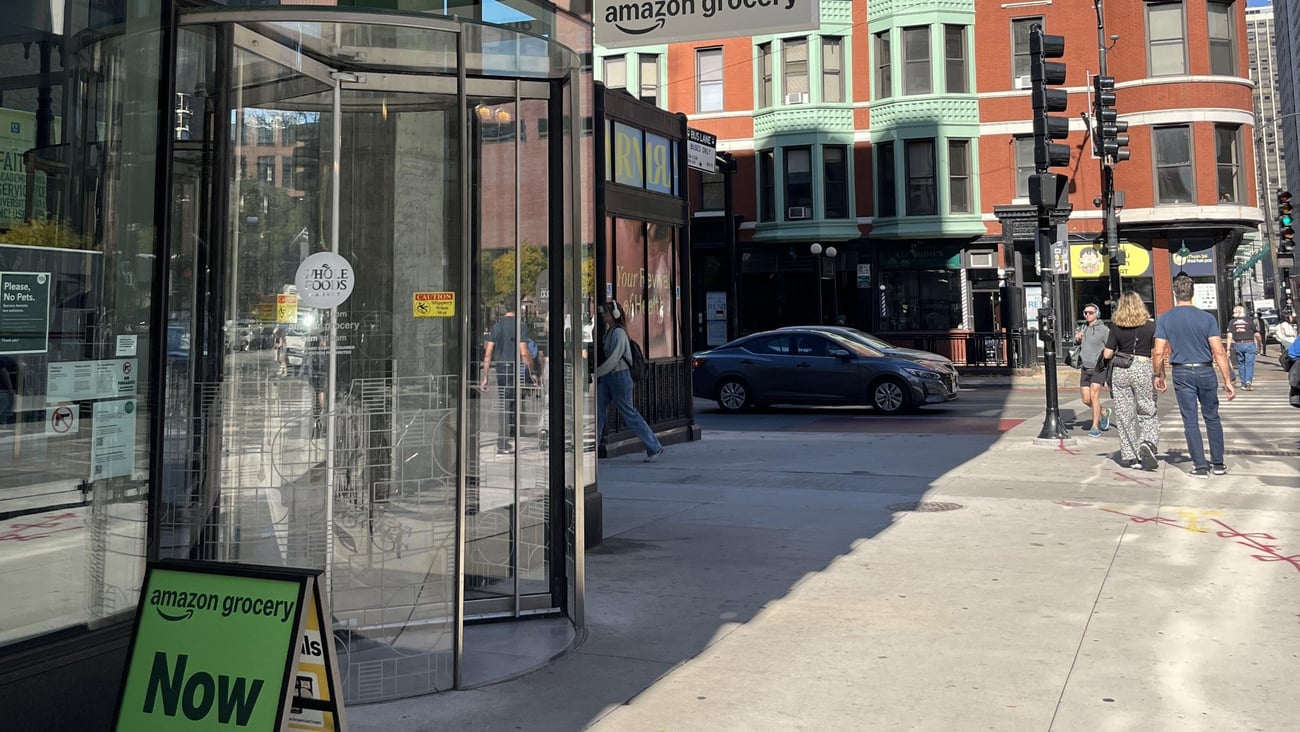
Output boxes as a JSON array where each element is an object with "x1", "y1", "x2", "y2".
[{"x1": 1159, "y1": 378, "x2": 1299, "y2": 453}]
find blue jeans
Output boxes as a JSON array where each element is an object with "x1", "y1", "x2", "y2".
[
  {"x1": 1233, "y1": 342, "x2": 1258, "y2": 385},
  {"x1": 597, "y1": 369, "x2": 662, "y2": 455},
  {"x1": 1171, "y1": 365, "x2": 1225, "y2": 470}
]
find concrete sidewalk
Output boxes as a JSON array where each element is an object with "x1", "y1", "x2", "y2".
[{"x1": 353, "y1": 394, "x2": 1300, "y2": 731}]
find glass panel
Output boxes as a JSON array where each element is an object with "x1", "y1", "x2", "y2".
[
  {"x1": 784, "y1": 38, "x2": 808, "y2": 95},
  {"x1": 881, "y1": 270, "x2": 962, "y2": 330},
  {"x1": 877, "y1": 141, "x2": 896, "y2": 217},
  {"x1": 697, "y1": 49, "x2": 723, "y2": 112},
  {"x1": 945, "y1": 25, "x2": 967, "y2": 93},
  {"x1": 906, "y1": 139, "x2": 936, "y2": 215},
  {"x1": 1216, "y1": 125, "x2": 1239, "y2": 203},
  {"x1": 639, "y1": 55, "x2": 658, "y2": 104},
  {"x1": 758, "y1": 43, "x2": 773, "y2": 108},
  {"x1": 614, "y1": 219, "x2": 647, "y2": 351},
  {"x1": 902, "y1": 27, "x2": 931, "y2": 95},
  {"x1": 1015, "y1": 136, "x2": 1035, "y2": 197},
  {"x1": 822, "y1": 37, "x2": 843, "y2": 103},
  {"x1": 823, "y1": 146, "x2": 848, "y2": 218},
  {"x1": 604, "y1": 56, "x2": 626, "y2": 89},
  {"x1": 1155, "y1": 126, "x2": 1194, "y2": 204},
  {"x1": 949, "y1": 139, "x2": 970, "y2": 213},
  {"x1": 759, "y1": 150, "x2": 775, "y2": 221},
  {"x1": 785, "y1": 147, "x2": 812, "y2": 211},
  {"x1": 647, "y1": 223, "x2": 676, "y2": 358},
  {"x1": 1147, "y1": 4, "x2": 1186, "y2": 75},
  {"x1": 875, "y1": 32, "x2": 891, "y2": 99},
  {"x1": 0, "y1": 19, "x2": 159, "y2": 646}
]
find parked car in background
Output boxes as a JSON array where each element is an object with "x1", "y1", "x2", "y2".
[{"x1": 692, "y1": 327, "x2": 958, "y2": 414}]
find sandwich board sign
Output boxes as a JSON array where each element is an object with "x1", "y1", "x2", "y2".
[{"x1": 113, "y1": 560, "x2": 346, "y2": 731}]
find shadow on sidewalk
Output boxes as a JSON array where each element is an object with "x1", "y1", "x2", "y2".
[{"x1": 352, "y1": 389, "x2": 1024, "y2": 731}]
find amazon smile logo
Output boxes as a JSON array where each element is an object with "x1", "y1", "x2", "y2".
[
  {"x1": 604, "y1": 0, "x2": 801, "y2": 37},
  {"x1": 156, "y1": 607, "x2": 194, "y2": 622},
  {"x1": 150, "y1": 589, "x2": 219, "y2": 622}
]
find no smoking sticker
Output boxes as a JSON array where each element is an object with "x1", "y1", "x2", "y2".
[{"x1": 47, "y1": 404, "x2": 79, "y2": 435}]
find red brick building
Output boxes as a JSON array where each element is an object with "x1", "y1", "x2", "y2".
[{"x1": 597, "y1": 0, "x2": 1263, "y2": 360}]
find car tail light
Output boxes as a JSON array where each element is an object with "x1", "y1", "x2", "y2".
[{"x1": 692, "y1": 358, "x2": 706, "y2": 369}]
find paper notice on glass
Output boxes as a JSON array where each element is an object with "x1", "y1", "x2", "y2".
[{"x1": 91, "y1": 399, "x2": 137, "y2": 481}]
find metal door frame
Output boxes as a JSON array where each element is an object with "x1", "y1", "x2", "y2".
[{"x1": 175, "y1": 7, "x2": 568, "y2": 691}]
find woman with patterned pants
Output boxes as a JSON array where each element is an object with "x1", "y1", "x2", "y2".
[{"x1": 1104, "y1": 292, "x2": 1160, "y2": 471}]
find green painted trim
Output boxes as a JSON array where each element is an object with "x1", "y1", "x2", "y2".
[{"x1": 750, "y1": 220, "x2": 863, "y2": 243}]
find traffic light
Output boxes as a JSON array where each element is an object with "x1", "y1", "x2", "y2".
[
  {"x1": 1280, "y1": 191, "x2": 1295, "y2": 254},
  {"x1": 1029, "y1": 24, "x2": 1070, "y2": 208},
  {"x1": 1092, "y1": 75, "x2": 1130, "y2": 163}
]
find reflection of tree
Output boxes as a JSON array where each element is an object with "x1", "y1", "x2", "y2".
[
  {"x1": 235, "y1": 178, "x2": 313, "y2": 313},
  {"x1": 486, "y1": 243, "x2": 546, "y2": 309}
]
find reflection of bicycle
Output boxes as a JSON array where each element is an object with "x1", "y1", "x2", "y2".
[{"x1": 334, "y1": 499, "x2": 412, "y2": 557}]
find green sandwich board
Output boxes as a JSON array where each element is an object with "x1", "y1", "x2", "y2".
[{"x1": 113, "y1": 561, "x2": 346, "y2": 731}]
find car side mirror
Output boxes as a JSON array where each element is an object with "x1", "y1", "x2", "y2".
[{"x1": 830, "y1": 349, "x2": 853, "y2": 360}]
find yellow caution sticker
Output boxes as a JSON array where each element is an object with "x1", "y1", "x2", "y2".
[{"x1": 413, "y1": 291, "x2": 455, "y2": 318}]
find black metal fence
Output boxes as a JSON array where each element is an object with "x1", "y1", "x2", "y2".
[
  {"x1": 881, "y1": 331, "x2": 1037, "y2": 369},
  {"x1": 604, "y1": 357, "x2": 693, "y2": 439}
]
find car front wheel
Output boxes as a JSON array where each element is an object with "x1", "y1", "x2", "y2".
[
  {"x1": 716, "y1": 378, "x2": 752, "y2": 413},
  {"x1": 871, "y1": 378, "x2": 911, "y2": 415}
]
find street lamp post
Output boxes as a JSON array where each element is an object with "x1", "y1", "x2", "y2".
[{"x1": 810, "y1": 243, "x2": 837, "y2": 324}]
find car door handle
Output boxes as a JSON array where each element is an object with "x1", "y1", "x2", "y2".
[
  {"x1": 739, "y1": 358, "x2": 754, "y2": 365},
  {"x1": 796, "y1": 361, "x2": 812, "y2": 367}
]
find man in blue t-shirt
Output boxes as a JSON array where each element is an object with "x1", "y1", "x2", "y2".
[{"x1": 1153, "y1": 275, "x2": 1236, "y2": 479}]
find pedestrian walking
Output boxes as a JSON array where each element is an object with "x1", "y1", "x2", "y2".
[
  {"x1": 480, "y1": 305, "x2": 538, "y2": 455},
  {"x1": 594, "y1": 301, "x2": 663, "y2": 461},
  {"x1": 1226, "y1": 305, "x2": 1261, "y2": 390},
  {"x1": 1073, "y1": 303, "x2": 1111, "y2": 436},
  {"x1": 1152, "y1": 275, "x2": 1237, "y2": 479},
  {"x1": 1103, "y1": 293, "x2": 1159, "y2": 471}
]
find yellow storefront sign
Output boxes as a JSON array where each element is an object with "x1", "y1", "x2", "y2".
[
  {"x1": 1069, "y1": 243, "x2": 1152, "y2": 279},
  {"x1": 413, "y1": 291, "x2": 455, "y2": 318},
  {"x1": 277, "y1": 294, "x2": 299, "y2": 323}
]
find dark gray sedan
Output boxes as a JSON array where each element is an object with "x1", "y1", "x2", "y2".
[{"x1": 692, "y1": 328, "x2": 958, "y2": 414}]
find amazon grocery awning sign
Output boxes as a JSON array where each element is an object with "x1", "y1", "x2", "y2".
[{"x1": 596, "y1": 0, "x2": 819, "y2": 49}]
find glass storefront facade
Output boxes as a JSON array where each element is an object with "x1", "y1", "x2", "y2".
[{"x1": 1, "y1": 2, "x2": 595, "y2": 724}]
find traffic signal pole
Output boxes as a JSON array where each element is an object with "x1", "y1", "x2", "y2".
[
  {"x1": 1093, "y1": 0, "x2": 1128, "y2": 305},
  {"x1": 1029, "y1": 24, "x2": 1072, "y2": 443}
]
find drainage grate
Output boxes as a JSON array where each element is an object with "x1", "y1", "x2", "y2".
[{"x1": 887, "y1": 501, "x2": 964, "y2": 513}]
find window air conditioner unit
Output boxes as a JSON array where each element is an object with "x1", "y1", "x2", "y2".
[
  {"x1": 1014, "y1": 75, "x2": 1032, "y2": 90},
  {"x1": 784, "y1": 91, "x2": 809, "y2": 105},
  {"x1": 787, "y1": 206, "x2": 812, "y2": 220}
]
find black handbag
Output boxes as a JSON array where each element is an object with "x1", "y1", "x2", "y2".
[{"x1": 1109, "y1": 331, "x2": 1140, "y2": 370}]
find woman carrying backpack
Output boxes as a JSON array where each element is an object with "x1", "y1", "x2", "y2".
[{"x1": 595, "y1": 300, "x2": 664, "y2": 461}]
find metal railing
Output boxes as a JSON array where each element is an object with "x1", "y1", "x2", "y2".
[{"x1": 879, "y1": 331, "x2": 1031, "y2": 369}]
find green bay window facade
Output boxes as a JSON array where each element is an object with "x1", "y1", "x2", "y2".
[{"x1": 867, "y1": 0, "x2": 982, "y2": 239}]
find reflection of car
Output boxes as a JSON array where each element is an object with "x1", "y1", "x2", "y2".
[
  {"x1": 224, "y1": 319, "x2": 257, "y2": 352},
  {"x1": 167, "y1": 323, "x2": 191, "y2": 358},
  {"x1": 692, "y1": 327, "x2": 958, "y2": 414},
  {"x1": 1255, "y1": 309, "x2": 1279, "y2": 344},
  {"x1": 284, "y1": 329, "x2": 308, "y2": 368}
]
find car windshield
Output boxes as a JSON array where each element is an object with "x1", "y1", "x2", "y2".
[
  {"x1": 822, "y1": 332, "x2": 882, "y2": 357},
  {"x1": 840, "y1": 327, "x2": 895, "y2": 350}
]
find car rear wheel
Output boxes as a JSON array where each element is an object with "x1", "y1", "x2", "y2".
[
  {"x1": 870, "y1": 377, "x2": 911, "y2": 415},
  {"x1": 716, "y1": 378, "x2": 752, "y2": 413}
]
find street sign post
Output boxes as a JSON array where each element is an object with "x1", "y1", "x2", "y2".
[{"x1": 686, "y1": 128, "x2": 717, "y2": 173}]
